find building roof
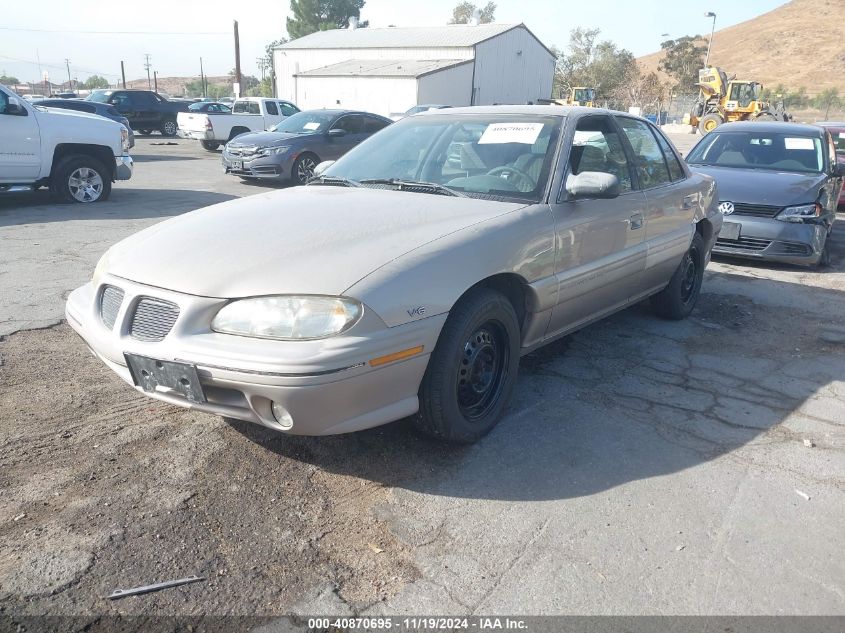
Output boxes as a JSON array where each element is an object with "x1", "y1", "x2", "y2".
[
  {"x1": 277, "y1": 23, "x2": 521, "y2": 50},
  {"x1": 294, "y1": 58, "x2": 472, "y2": 79}
]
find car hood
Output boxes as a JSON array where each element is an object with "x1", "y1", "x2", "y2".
[
  {"x1": 689, "y1": 165, "x2": 827, "y2": 206},
  {"x1": 228, "y1": 131, "x2": 308, "y2": 147},
  {"x1": 107, "y1": 186, "x2": 524, "y2": 298}
]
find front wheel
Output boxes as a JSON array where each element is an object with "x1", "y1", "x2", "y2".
[
  {"x1": 200, "y1": 140, "x2": 221, "y2": 151},
  {"x1": 292, "y1": 153, "x2": 318, "y2": 185},
  {"x1": 50, "y1": 155, "x2": 112, "y2": 203},
  {"x1": 651, "y1": 233, "x2": 705, "y2": 320},
  {"x1": 415, "y1": 287, "x2": 521, "y2": 443},
  {"x1": 698, "y1": 113, "x2": 722, "y2": 135},
  {"x1": 160, "y1": 119, "x2": 178, "y2": 137}
]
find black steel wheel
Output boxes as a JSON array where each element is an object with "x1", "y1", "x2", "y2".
[
  {"x1": 651, "y1": 232, "x2": 705, "y2": 320},
  {"x1": 456, "y1": 323, "x2": 510, "y2": 422}
]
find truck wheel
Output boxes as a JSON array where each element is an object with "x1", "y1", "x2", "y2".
[
  {"x1": 50, "y1": 155, "x2": 112, "y2": 203},
  {"x1": 160, "y1": 119, "x2": 178, "y2": 137},
  {"x1": 414, "y1": 287, "x2": 521, "y2": 443},
  {"x1": 651, "y1": 233, "x2": 705, "y2": 320},
  {"x1": 292, "y1": 153, "x2": 318, "y2": 185},
  {"x1": 200, "y1": 140, "x2": 221, "y2": 151},
  {"x1": 698, "y1": 113, "x2": 722, "y2": 135}
]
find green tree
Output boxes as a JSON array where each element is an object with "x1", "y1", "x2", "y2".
[
  {"x1": 229, "y1": 69, "x2": 259, "y2": 91},
  {"x1": 813, "y1": 87, "x2": 840, "y2": 117},
  {"x1": 658, "y1": 36, "x2": 707, "y2": 92},
  {"x1": 449, "y1": 1, "x2": 496, "y2": 24},
  {"x1": 0, "y1": 74, "x2": 20, "y2": 85},
  {"x1": 554, "y1": 28, "x2": 638, "y2": 103},
  {"x1": 82, "y1": 75, "x2": 109, "y2": 89},
  {"x1": 286, "y1": 0, "x2": 367, "y2": 40}
]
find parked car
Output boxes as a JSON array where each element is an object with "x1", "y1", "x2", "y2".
[
  {"x1": 66, "y1": 106, "x2": 720, "y2": 441},
  {"x1": 686, "y1": 121, "x2": 843, "y2": 267},
  {"x1": 0, "y1": 84, "x2": 132, "y2": 202},
  {"x1": 817, "y1": 121, "x2": 845, "y2": 207},
  {"x1": 390, "y1": 104, "x2": 451, "y2": 120},
  {"x1": 55, "y1": 92, "x2": 78, "y2": 99},
  {"x1": 222, "y1": 109, "x2": 392, "y2": 184},
  {"x1": 86, "y1": 89, "x2": 189, "y2": 137},
  {"x1": 188, "y1": 101, "x2": 231, "y2": 114},
  {"x1": 177, "y1": 97, "x2": 300, "y2": 151},
  {"x1": 38, "y1": 99, "x2": 135, "y2": 148}
]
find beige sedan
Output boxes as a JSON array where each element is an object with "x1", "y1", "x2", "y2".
[{"x1": 66, "y1": 106, "x2": 721, "y2": 443}]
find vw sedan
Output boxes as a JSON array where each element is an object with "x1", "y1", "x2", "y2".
[{"x1": 66, "y1": 107, "x2": 720, "y2": 443}]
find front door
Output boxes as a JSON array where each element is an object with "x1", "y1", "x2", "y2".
[
  {"x1": 325, "y1": 114, "x2": 364, "y2": 159},
  {"x1": 545, "y1": 114, "x2": 648, "y2": 338},
  {"x1": 0, "y1": 93, "x2": 41, "y2": 182}
]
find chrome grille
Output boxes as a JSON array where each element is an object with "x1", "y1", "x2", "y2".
[
  {"x1": 99, "y1": 285, "x2": 124, "y2": 330},
  {"x1": 716, "y1": 237, "x2": 772, "y2": 252},
  {"x1": 226, "y1": 145, "x2": 257, "y2": 158},
  {"x1": 731, "y1": 203, "x2": 782, "y2": 218},
  {"x1": 130, "y1": 297, "x2": 180, "y2": 342}
]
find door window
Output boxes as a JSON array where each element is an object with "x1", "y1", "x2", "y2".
[
  {"x1": 110, "y1": 94, "x2": 132, "y2": 111},
  {"x1": 362, "y1": 115, "x2": 389, "y2": 134},
  {"x1": 265, "y1": 101, "x2": 278, "y2": 116},
  {"x1": 279, "y1": 102, "x2": 299, "y2": 116},
  {"x1": 333, "y1": 115, "x2": 363, "y2": 134},
  {"x1": 650, "y1": 126, "x2": 686, "y2": 181},
  {"x1": 616, "y1": 117, "x2": 672, "y2": 189},
  {"x1": 129, "y1": 92, "x2": 152, "y2": 108},
  {"x1": 563, "y1": 115, "x2": 634, "y2": 199}
]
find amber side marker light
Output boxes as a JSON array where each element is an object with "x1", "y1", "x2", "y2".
[{"x1": 369, "y1": 345, "x2": 424, "y2": 367}]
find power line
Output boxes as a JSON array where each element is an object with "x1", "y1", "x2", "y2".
[
  {"x1": 0, "y1": 53, "x2": 121, "y2": 78},
  {"x1": 0, "y1": 26, "x2": 226, "y2": 35}
]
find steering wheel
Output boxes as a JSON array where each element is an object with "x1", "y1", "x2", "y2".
[{"x1": 486, "y1": 166, "x2": 535, "y2": 191}]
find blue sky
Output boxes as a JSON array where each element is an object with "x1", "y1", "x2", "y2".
[{"x1": 1, "y1": 0, "x2": 788, "y2": 84}]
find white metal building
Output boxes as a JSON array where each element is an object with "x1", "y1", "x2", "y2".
[{"x1": 272, "y1": 23, "x2": 555, "y2": 116}]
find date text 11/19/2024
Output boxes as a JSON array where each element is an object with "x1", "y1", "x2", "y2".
[{"x1": 307, "y1": 617, "x2": 528, "y2": 630}]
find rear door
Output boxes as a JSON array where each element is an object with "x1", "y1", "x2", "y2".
[
  {"x1": 616, "y1": 116, "x2": 698, "y2": 295},
  {"x1": 545, "y1": 114, "x2": 648, "y2": 337},
  {"x1": 361, "y1": 114, "x2": 390, "y2": 140}
]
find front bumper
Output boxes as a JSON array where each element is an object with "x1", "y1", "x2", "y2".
[
  {"x1": 713, "y1": 215, "x2": 827, "y2": 266},
  {"x1": 114, "y1": 155, "x2": 133, "y2": 181},
  {"x1": 221, "y1": 150, "x2": 294, "y2": 180},
  {"x1": 65, "y1": 275, "x2": 445, "y2": 435}
]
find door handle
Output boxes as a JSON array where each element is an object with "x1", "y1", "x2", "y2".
[{"x1": 629, "y1": 213, "x2": 643, "y2": 230}]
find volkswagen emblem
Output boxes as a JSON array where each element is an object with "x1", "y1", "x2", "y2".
[{"x1": 718, "y1": 201, "x2": 735, "y2": 215}]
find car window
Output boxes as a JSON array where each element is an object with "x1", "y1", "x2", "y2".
[
  {"x1": 686, "y1": 131, "x2": 824, "y2": 173},
  {"x1": 265, "y1": 101, "x2": 278, "y2": 116},
  {"x1": 565, "y1": 115, "x2": 633, "y2": 195},
  {"x1": 333, "y1": 115, "x2": 363, "y2": 134},
  {"x1": 110, "y1": 94, "x2": 132, "y2": 111},
  {"x1": 233, "y1": 101, "x2": 260, "y2": 114},
  {"x1": 323, "y1": 114, "x2": 563, "y2": 202},
  {"x1": 650, "y1": 125, "x2": 686, "y2": 181},
  {"x1": 616, "y1": 117, "x2": 672, "y2": 189},
  {"x1": 362, "y1": 115, "x2": 389, "y2": 134},
  {"x1": 129, "y1": 92, "x2": 151, "y2": 107},
  {"x1": 279, "y1": 102, "x2": 299, "y2": 116}
]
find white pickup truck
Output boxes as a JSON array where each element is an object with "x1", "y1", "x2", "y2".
[
  {"x1": 177, "y1": 97, "x2": 300, "y2": 151},
  {"x1": 0, "y1": 84, "x2": 132, "y2": 203}
]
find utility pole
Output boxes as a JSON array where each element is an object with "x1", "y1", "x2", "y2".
[
  {"x1": 120, "y1": 61, "x2": 126, "y2": 89},
  {"x1": 233, "y1": 20, "x2": 242, "y2": 97},
  {"x1": 256, "y1": 57, "x2": 267, "y2": 81},
  {"x1": 200, "y1": 57, "x2": 206, "y2": 97},
  {"x1": 64, "y1": 58, "x2": 72, "y2": 91},
  {"x1": 144, "y1": 53, "x2": 152, "y2": 90},
  {"x1": 153, "y1": 70, "x2": 158, "y2": 93},
  {"x1": 704, "y1": 12, "x2": 717, "y2": 67}
]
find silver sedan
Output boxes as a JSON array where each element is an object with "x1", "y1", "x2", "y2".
[{"x1": 66, "y1": 106, "x2": 721, "y2": 442}]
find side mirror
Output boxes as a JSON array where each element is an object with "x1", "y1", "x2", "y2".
[
  {"x1": 2, "y1": 100, "x2": 27, "y2": 116},
  {"x1": 327, "y1": 128, "x2": 346, "y2": 138},
  {"x1": 313, "y1": 160, "x2": 335, "y2": 177},
  {"x1": 565, "y1": 171, "x2": 620, "y2": 199}
]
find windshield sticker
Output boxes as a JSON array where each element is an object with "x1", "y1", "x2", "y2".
[
  {"x1": 303, "y1": 122, "x2": 320, "y2": 130},
  {"x1": 479, "y1": 122, "x2": 544, "y2": 145},
  {"x1": 784, "y1": 137, "x2": 815, "y2": 150}
]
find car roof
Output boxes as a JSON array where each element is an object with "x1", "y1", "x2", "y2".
[
  {"x1": 707, "y1": 121, "x2": 823, "y2": 135},
  {"x1": 300, "y1": 108, "x2": 389, "y2": 118},
  {"x1": 415, "y1": 105, "x2": 645, "y2": 119}
]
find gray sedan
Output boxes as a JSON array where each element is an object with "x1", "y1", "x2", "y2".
[
  {"x1": 222, "y1": 109, "x2": 392, "y2": 185},
  {"x1": 687, "y1": 121, "x2": 844, "y2": 267},
  {"x1": 67, "y1": 107, "x2": 720, "y2": 442}
]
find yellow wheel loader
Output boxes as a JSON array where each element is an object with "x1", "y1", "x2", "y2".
[
  {"x1": 684, "y1": 66, "x2": 791, "y2": 135},
  {"x1": 539, "y1": 87, "x2": 596, "y2": 107}
]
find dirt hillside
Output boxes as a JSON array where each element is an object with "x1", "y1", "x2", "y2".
[{"x1": 638, "y1": 0, "x2": 845, "y2": 92}]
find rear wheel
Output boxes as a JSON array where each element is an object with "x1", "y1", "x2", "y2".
[
  {"x1": 50, "y1": 155, "x2": 112, "y2": 203},
  {"x1": 160, "y1": 118, "x2": 178, "y2": 137},
  {"x1": 651, "y1": 233, "x2": 705, "y2": 320},
  {"x1": 200, "y1": 140, "x2": 221, "y2": 151},
  {"x1": 698, "y1": 113, "x2": 722, "y2": 135},
  {"x1": 292, "y1": 153, "x2": 318, "y2": 185},
  {"x1": 414, "y1": 287, "x2": 520, "y2": 443}
]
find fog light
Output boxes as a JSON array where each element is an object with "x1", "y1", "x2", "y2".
[{"x1": 271, "y1": 402, "x2": 294, "y2": 430}]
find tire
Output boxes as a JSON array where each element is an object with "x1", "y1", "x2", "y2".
[
  {"x1": 292, "y1": 153, "x2": 319, "y2": 185},
  {"x1": 651, "y1": 233, "x2": 705, "y2": 320},
  {"x1": 50, "y1": 154, "x2": 112, "y2": 203},
  {"x1": 160, "y1": 118, "x2": 178, "y2": 137},
  {"x1": 698, "y1": 113, "x2": 722, "y2": 135},
  {"x1": 200, "y1": 140, "x2": 221, "y2": 151},
  {"x1": 414, "y1": 287, "x2": 521, "y2": 443}
]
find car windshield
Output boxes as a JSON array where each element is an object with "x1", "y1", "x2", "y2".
[
  {"x1": 269, "y1": 111, "x2": 335, "y2": 134},
  {"x1": 322, "y1": 114, "x2": 563, "y2": 201},
  {"x1": 687, "y1": 130, "x2": 824, "y2": 173},
  {"x1": 86, "y1": 90, "x2": 112, "y2": 103}
]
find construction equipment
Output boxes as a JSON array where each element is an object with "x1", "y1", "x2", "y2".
[
  {"x1": 539, "y1": 86, "x2": 596, "y2": 107},
  {"x1": 684, "y1": 66, "x2": 791, "y2": 135}
]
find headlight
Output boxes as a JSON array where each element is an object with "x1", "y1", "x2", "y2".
[
  {"x1": 92, "y1": 249, "x2": 112, "y2": 287},
  {"x1": 257, "y1": 145, "x2": 289, "y2": 156},
  {"x1": 120, "y1": 126, "x2": 130, "y2": 152},
  {"x1": 776, "y1": 203, "x2": 821, "y2": 222},
  {"x1": 211, "y1": 296, "x2": 362, "y2": 340}
]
